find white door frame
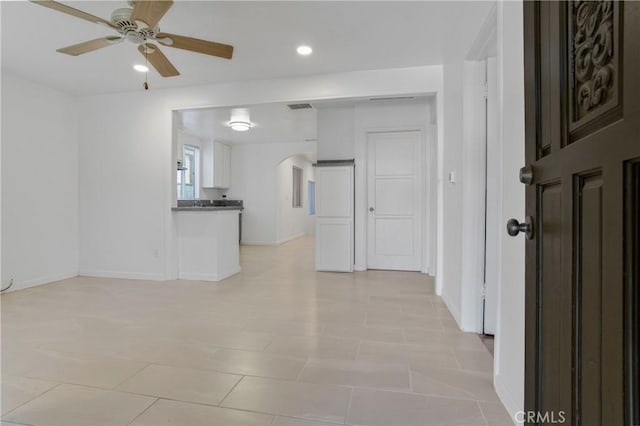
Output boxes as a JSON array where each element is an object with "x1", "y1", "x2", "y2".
[
  {"x1": 357, "y1": 125, "x2": 432, "y2": 273},
  {"x1": 459, "y1": 4, "x2": 499, "y2": 333}
]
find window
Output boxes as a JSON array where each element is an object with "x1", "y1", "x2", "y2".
[
  {"x1": 177, "y1": 145, "x2": 200, "y2": 200},
  {"x1": 308, "y1": 180, "x2": 316, "y2": 215},
  {"x1": 292, "y1": 166, "x2": 303, "y2": 208}
]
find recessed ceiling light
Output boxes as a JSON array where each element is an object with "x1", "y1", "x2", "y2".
[
  {"x1": 229, "y1": 121, "x2": 252, "y2": 132},
  {"x1": 296, "y1": 45, "x2": 313, "y2": 56},
  {"x1": 133, "y1": 64, "x2": 149, "y2": 73}
]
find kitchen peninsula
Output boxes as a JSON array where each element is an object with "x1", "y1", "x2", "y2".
[{"x1": 172, "y1": 200, "x2": 243, "y2": 281}]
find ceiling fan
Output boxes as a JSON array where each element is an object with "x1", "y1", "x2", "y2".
[{"x1": 32, "y1": 0, "x2": 233, "y2": 80}]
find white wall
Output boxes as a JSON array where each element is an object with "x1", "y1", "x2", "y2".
[
  {"x1": 225, "y1": 142, "x2": 315, "y2": 245},
  {"x1": 276, "y1": 155, "x2": 315, "y2": 244},
  {"x1": 1, "y1": 72, "x2": 79, "y2": 291},
  {"x1": 76, "y1": 65, "x2": 442, "y2": 281},
  {"x1": 494, "y1": 0, "x2": 526, "y2": 419},
  {"x1": 317, "y1": 107, "x2": 355, "y2": 160},
  {"x1": 317, "y1": 99, "x2": 437, "y2": 274},
  {"x1": 440, "y1": 62, "x2": 465, "y2": 323}
]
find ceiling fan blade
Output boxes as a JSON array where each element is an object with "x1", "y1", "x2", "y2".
[
  {"x1": 57, "y1": 37, "x2": 123, "y2": 56},
  {"x1": 131, "y1": 1, "x2": 173, "y2": 29},
  {"x1": 156, "y1": 33, "x2": 233, "y2": 59},
  {"x1": 30, "y1": 1, "x2": 116, "y2": 29},
  {"x1": 139, "y1": 43, "x2": 179, "y2": 77}
]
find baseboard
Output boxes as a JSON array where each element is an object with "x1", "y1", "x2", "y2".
[
  {"x1": 178, "y1": 265, "x2": 240, "y2": 282},
  {"x1": 78, "y1": 269, "x2": 165, "y2": 281},
  {"x1": 2, "y1": 271, "x2": 78, "y2": 293},
  {"x1": 354, "y1": 264, "x2": 367, "y2": 271},
  {"x1": 241, "y1": 240, "x2": 277, "y2": 246},
  {"x1": 440, "y1": 290, "x2": 462, "y2": 329},
  {"x1": 276, "y1": 233, "x2": 305, "y2": 245},
  {"x1": 494, "y1": 373, "x2": 521, "y2": 424},
  {"x1": 215, "y1": 265, "x2": 241, "y2": 281}
]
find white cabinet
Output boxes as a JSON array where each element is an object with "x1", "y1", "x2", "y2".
[
  {"x1": 315, "y1": 164, "x2": 354, "y2": 272},
  {"x1": 203, "y1": 141, "x2": 231, "y2": 189},
  {"x1": 174, "y1": 210, "x2": 241, "y2": 281}
]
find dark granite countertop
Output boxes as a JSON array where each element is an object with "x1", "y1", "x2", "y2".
[
  {"x1": 172, "y1": 206, "x2": 243, "y2": 212},
  {"x1": 173, "y1": 199, "x2": 243, "y2": 211}
]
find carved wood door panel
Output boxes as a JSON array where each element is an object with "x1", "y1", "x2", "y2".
[{"x1": 523, "y1": 1, "x2": 640, "y2": 424}]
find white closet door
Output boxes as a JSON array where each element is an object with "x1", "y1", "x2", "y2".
[
  {"x1": 315, "y1": 165, "x2": 353, "y2": 272},
  {"x1": 367, "y1": 130, "x2": 423, "y2": 271}
]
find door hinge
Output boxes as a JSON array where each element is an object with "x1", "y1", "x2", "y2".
[{"x1": 482, "y1": 83, "x2": 488, "y2": 100}]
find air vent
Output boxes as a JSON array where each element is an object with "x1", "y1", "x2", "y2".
[
  {"x1": 287, "y1": 103, "x2": 313, "y2": 110},
  {"x1": 368, "y1": 96, "x2": 417, "y2": 102}
]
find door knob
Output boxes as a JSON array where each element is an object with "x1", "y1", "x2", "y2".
[
  {"x1": 369, "y1": 207, "x2": 375, "y2": 212},
  {"x1": 519, "y1": 165, "x2": 533, "y2": 185},
  {"x1": 507, "y1": 216, "x2": 534, "y2": 240}
]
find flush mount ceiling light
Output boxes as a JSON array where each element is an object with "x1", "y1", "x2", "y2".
[
  {"x1": 133, "y1": 64, "x2": 149, "y2": 72},
  {"x1": 229, "y1": 121, "x2": 252, "y2": 132},
  {"x1": 296, "y1": 45, "x2": 313, "y2": 56},
  {"x1": 228, "y1": 108, "x2": 252, "y2": 131}
]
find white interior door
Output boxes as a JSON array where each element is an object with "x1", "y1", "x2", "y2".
[
  {"x1": 483, "y1": 56, "x2": 499, "y2": 335},
  {"x1": 367, "y1": 130, "x2": 422, "y2": 271}
]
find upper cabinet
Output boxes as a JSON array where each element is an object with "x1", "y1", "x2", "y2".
[{"x1": 202, "y1": 141, "x2": 231, "y2": 189}]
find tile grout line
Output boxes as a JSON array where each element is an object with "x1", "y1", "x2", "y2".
[
  {"x1": 294, "y1": 357, "x2": 310, "y2": 382},
  {"x1": 110, "y1": 362, "x2": 153, "y2": 390},
  {"x1": 218, "y1": 375, "x2": 245, "y2": 406},
  {"x1": 343, "y1": 387, "x2": 355, "y2": 425},
  {"x1": 476, "y1": 400, "x2": 491, "y2": 426},
  {"x1": 0, "y1": 381, "x2": 62, "y2": 419},
  {"x1": 126, "y1": 397, "x2": 159, "y2": 426},
  {"x1": 355, "y1": 339, "x2": 363, "y2": 361}
]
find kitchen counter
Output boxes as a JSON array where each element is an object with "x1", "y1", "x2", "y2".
[
  {"x1": 171, "y1": 206, "x2": 243, "y2": 212},
  {"x1": 173, "y1": 209, "x2": 240, "y2": 281}
]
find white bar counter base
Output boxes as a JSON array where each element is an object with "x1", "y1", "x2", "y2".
[{"x1": 173, "y1": 209, "x2": 241, "y2": 281}]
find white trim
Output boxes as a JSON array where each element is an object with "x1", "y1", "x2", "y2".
[
  {"x1": 276, "y1": 233, "x2": 306, "y2": 245},
  {"x1": 459, "y1": 60, "x2": 488, "y2": 333},
  {"x1": 460, "y1": 4, "x2": 499, "y2": 334},
  {"x1": 435, "y1": 91, "x2": 444, "y2": 295},
  {"x1": 2, "y1": 271, "x2": 78, "y2": 293},
  {"x1": 441, "y1": 289, "x2": 462, "y2": 328},
  {"x1": 241, "y1": 240, "x2": 278, "y2": 246},
  {"x1": 79, "y1": 269, "x2": 165, "y2": 281},
  {"x1": 466, "y1": 3, "x2": 498, "y2": 61},
  {"x1": 178, "y1": 265, "x2": 240, "y2": 282},
  {"x1": 495, "y1": 374, "x2": 521, "y2": 424}
]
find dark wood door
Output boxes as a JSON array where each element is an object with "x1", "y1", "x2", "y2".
[{"x1": 523, "y1": 1, "x2": 639, "y2": 424}]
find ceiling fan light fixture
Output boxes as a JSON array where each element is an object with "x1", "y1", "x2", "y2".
[
  {"x1": 133, "y1": 64, "x2": 149, "y2": 72},
  {"x1": 229, "y1": 121, "x2": 252, "y2": 132}
]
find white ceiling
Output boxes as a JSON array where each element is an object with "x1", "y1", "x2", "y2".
[
  {"x1": 179, "y1": 96, "x2": 430, "y2": 145},
  {"x1": 179, "y1": 102, "x2": 318, "y2": 144},
  {"x1": 1, "y1": 1, "x2": 493, "y2": 96}
]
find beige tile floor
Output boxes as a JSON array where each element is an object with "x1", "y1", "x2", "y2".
[{"x1": 1, "y1": 236, "x2": 513, "y2": 426}]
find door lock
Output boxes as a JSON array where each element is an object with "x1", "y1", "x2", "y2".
[
  {"x1": 507, "y1": 216, "x2": 534, "y2": 240},
  {"x1": 369, "y1": 207, "x2": 375, "y2": 212}
]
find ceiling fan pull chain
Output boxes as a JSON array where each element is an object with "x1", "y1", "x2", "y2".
[{"x1": 144, "y1": 44, "x2": 149, "y2": 90}]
